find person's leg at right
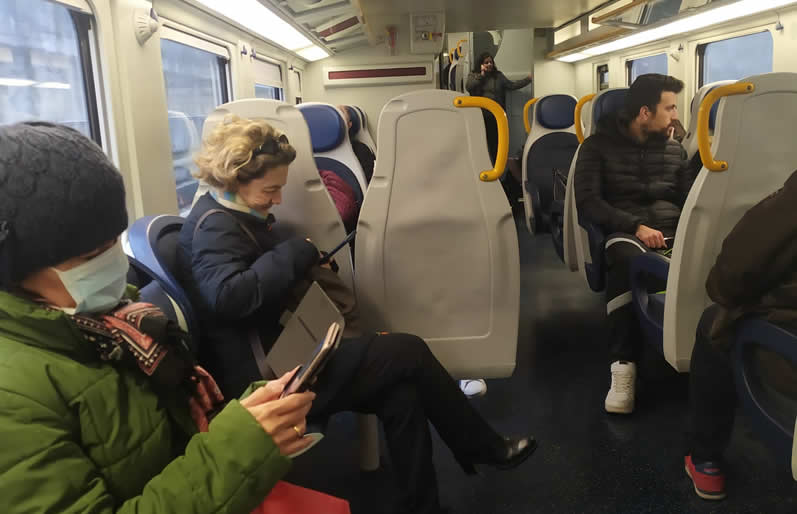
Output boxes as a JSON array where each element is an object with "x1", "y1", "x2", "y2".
[{"x1": 684, "y1": 304, "x2": 734, "y2": 500}]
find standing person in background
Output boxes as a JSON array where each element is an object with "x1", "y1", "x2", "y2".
[{"x1": 466, "y1": 52, "x2": 533, "y2": 165}]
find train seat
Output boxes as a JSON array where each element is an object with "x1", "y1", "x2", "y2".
[
  {"x1": 127, "y1": 254, "x2": 191, "y2": 335},
  {"x1": 355, "y1": 90, "x2": 520, "y2": 379},
  {"x1": 348, "y1": 105, "x2": 377, "y2": 154},
  {"x1": 521, "y1": 95, "x2": 579, "y2": 248},
  {"x1": 298, "y1": 103, "x2": 368, "y2": 203},
  {"x1": 126, "y1": 215, "x2": 198, "y2": 338},
  {"x1": 571, "y1": 88, "x2": 629, "y2": 292},
  {"x1": 631, "y1": 73, "x2": 797, "y2": 371},
  {"x1": 561, "y1": 94, "x2": 595, "y2": 273},
  {"x1": 734, "y1": 319, "x2": 797, "y2": 471},
  {"x1": 682, "y1": 80, "x2": 736, "y2": 162},
  {"x1": 448, "y1": 60, "x2": 459, "y2": 92},
  {"x1": 199, "y1": 99, "x2": 354, "y2": 292},
  {"x1": 628, "y1": 98, "x2": 723, "y2": 354}
]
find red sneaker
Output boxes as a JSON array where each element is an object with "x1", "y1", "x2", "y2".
[{"x1": 684, "y1": 455, "x2": 726, "y2": 500}]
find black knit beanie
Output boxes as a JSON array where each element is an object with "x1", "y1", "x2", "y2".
[{"x1": 0, "y1": 122, "x2": 128, "y2": 288}]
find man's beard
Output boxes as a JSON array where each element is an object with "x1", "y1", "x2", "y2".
[{"x1": 644, "y1": 125, "x2": 670, "y2": 142}]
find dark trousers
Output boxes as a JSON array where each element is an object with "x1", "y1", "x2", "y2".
[
  {"x1": 604, "y1": 234, "x2": 652, "y2": 363},
  {"x1": 482, "y1": 109, "x2": 498, "y2": 166},
  {"x1": 311, "y1": 333, "x2": 504, "y2": 514},
  {"x1": 686, "y1": 305, "x2": 736, "y2": 464}
]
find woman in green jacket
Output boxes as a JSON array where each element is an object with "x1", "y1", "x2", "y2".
[{"x1": 0, "y1": 122, "x2": 316, "y2": 513}]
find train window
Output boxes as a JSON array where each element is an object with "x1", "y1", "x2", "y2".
[
  {"x1": 293, "y1": 70, "x2": 303, "y2": 104},
  {"x1": 252, "y1": 57, "x2": 284, "y2": 101},
  {"x1": 160, "y1": 28, "x2": 230, "y2": 215},
  {"x1": 597, "y1": 64, "x2": 609, "y2": 91},
  {"x1": 627, "y1": 53, "x2": 668, "y2": 85},
  {"x1": 0, "y1": 0, "x2": 101, "y2": 143},
  {"x1": 698, "y1": 31, "x2": 773, "y2": 87}
]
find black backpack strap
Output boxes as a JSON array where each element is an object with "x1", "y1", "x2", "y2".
[{"x1": 191, "y1": 208, "x2": 273, "y2": 380}]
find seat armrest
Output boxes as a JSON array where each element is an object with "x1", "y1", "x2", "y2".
[
  {"x1": 734, "y1": 318, "x2": 797, "y2": 463},
  {"x1": 736, "y1": 319, "x2": 797, "y2": 364},
  {"x1": 630, "y1": 252, "x2": 671, "y2": 285}
]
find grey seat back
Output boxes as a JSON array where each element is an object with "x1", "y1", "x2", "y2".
[{"x1": 355, "y1": 90, "x2": 520, "y2": 378}]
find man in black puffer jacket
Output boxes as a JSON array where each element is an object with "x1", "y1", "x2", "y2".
[{"x1": 575, "y1": 74, "x2": 697, "y2": 415}]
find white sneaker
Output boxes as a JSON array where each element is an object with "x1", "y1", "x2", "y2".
[
  {"x1": 605, "y1": 361, "x2": 636, "y2": 414},
  {"x1": 460, "y1": 379, "x2": 487, "y2": 398}
]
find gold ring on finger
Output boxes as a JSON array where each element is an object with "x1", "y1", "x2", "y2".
[{"x1": 293, "y1": 425, "x2": 302, "y2": 438}]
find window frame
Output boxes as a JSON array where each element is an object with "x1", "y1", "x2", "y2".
[
  {"x1": 596, "y1": 64, "x2": 609, "y2": 91},
  {"x1": 694, "y1": 27, "x2": 774, "y2": 88},
  {"x1": 625, "y1": 52, "x2": 669, "y2": 86},
  {"x1": 251, "y1": 54, "x2": 285, "y2": 100},
  {"x1": 159, "y1": 23, "x2": 234, "y2": 215},
  {"x1": 69, "y1": 10, "x2": 103, "y2": 145},
  {"x1": 1, "y1": 0, "x2": 104, "y2": 145},
  {"x1": 159, "y1": 24, "x2": 233, "y2": 106},
  {"x1": 292, "y1": 68, "x2": 303, "y2": 104}
]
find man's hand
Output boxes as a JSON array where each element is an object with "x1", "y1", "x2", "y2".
[{"x1": 635, "y1": 224, "x2": 666, "y2": 249}]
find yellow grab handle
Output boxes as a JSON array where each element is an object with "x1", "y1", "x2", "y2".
[
  {"x1": 575, "y1": 93, "x2": 596, "y2": 144},
  {"x1": 523, "y1": 98, "x2": 539, "y2": 134},
  {"x1": 454, "y1": 96, "x2": 509, "y2": 182},
  {"x1": 697, "y1": 82, "x2": 754, "y2": 172},
  {"x1": 456, "y1": 39, "x2": 467, "y2": 58}
]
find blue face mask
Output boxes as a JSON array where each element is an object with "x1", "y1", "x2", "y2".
[{"x1": 52, "y1": 242, "x2": 130, "y2": 315}]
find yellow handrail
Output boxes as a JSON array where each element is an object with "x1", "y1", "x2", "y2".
[
  {"x1": 697, "y1": 82, "x2": 755, "y2": 172},
  {"x1": 575, "y1": 93, "x2": 596, "y2": 144},
  {"x1": 454, "y1": 96, "x2": 508, "y2": 182},
  {"x1": 456, "y1": 39, "x2": 467, "y2": 59},
  {"x1": 523, "y1": 98, "x2": 539, "y2": 134}
]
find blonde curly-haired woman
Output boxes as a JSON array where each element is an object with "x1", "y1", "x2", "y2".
[{"x1": 176, "y1": 116, "x2": 537, "y2": 514}]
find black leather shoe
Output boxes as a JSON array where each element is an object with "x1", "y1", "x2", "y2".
[
  {"x1": 482, "y1": 436, "x2": 537, "y2": 470},
  {"x1": 460, "y1": 436, "x2": 537, "y2": 474}
]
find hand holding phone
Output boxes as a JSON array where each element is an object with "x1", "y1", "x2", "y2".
[
  {"x1": 280, "y1": 322, "x2": 342, "y2": 398},
  {"x1": 241, "y1": 368, "x2": 316, "y2": 456}
]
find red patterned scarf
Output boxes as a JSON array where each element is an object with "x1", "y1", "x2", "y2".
[{"x1": 68, "y1": 302, "x2": 224, "y2": 431}]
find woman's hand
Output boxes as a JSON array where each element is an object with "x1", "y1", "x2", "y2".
[
  {"x1": 240, "y1": 368, "x2": 316, "y2": 457},
  {"x1": 480, "y1": 63, "x2": 487, "y2": 76}
]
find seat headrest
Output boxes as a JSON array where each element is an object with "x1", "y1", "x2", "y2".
[
  {"x1": 354, "y1": 106, "x2": 366, "y2": 126},
  {"x1": 297, "y1": 104, "x2": 346, "y2": 153},
  {"x1": 344, "y1": 106, "x2": 361, "y2": 138},
  {"x1": 593, "y1": 89, "x2": 628, "y2": 125},
  {"x1": 536, "y1": 95, "x2": 577, "y2": 130}
]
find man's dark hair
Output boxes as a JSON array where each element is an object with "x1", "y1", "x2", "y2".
[
  {"x1": 473, "y1": 52, "x2": 498, "y2": 73},
  {"x1": 624, "y1": 73, "x2": 684, "y2": 119}
]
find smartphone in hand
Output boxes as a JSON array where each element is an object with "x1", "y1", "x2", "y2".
[{"x1": 280, "y1": 322, "x2": 342, "y2": 398}]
